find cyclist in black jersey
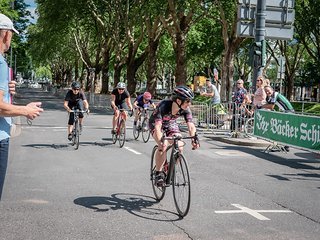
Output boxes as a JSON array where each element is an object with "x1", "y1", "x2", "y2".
[
  {"x1": 149, "y1": 86, "x2": 199, "y2": 186},
  {"x1": 64, "y1": 82, "x2": 89, "y2": 140},
  {"x1": 110, "y1": 82, "x2": 133, "y2": 134}
]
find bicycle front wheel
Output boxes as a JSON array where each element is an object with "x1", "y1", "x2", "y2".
[
  {"x1": 244, "y1": 117, "x2": 254, "y2": 136},
  {"x1": 141, "y1": 118, "x2": 150, "y2": 143},
  {"x1": 150, "y1": 145, "x2": 166, "y2": 201},
  {"x1": 73, "y1": 120, "x2": 80, "y2": 150},
  {"x1": 133, "y1": 121, "x2": 140, "y2": 140},
  {"x1": 172, "y1": 153, "x2": 191, "y2": 217},
  {"x1": 118, "y1": 119, "x2": 126, "y2": 148}
]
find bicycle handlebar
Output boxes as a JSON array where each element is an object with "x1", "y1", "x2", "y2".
[
  {"x1": 161, "y1": 133, "x2": 199, "y2": 143},
  {"x1": 69, "y1": 109, "x2": 89, "y2": 114}
]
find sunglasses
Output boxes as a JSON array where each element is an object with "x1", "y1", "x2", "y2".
[
  {"x1": 73, "y1": 88, "x2": 80, "y2": 91},
  {"x1": 184, "y1": 99, "x2": 192, "y2": 103},
  {"x1": 118, "y1": 88, "x2": 125, "y2": 91}
]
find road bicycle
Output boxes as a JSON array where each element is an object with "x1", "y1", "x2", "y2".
[
  {"x1": 70, "y1": 109, "x2": 88, "y2": 150},
  {"x1": 133, "y1": 107, "x2": 153, "y2": 143},
  {"x1": 112, "y1": 109, "x2": 132, "y2": 148},
  {"x1": 244, "y1": 117, "x2": 254, "y2": 136},
  {"x1": 150, "y1": 134, "x2": 199, "y2": 217}
]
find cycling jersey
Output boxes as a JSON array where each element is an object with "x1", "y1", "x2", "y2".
[
  {"x1": 65, "y1": 90, "x2": 87, "y2": 124},
  {"x1": 135, "y1": 94, "x2": 154, "y2": 108},
  {"x1": 65, "y1": 90, "x2": 87, "y2": 108},
  {"x1": 111, "y1": 88, "x2": 130, "y2": 108},
  {"x1": 149, "y1": 100, "x2": 193, "y2": 136},
  {"x1": 266, "y1": 92, "x2": 294, "y2": 113}
]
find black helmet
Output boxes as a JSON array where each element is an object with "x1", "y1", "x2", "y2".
[
  {"x1": 172, "y1": 86, "x2": 194, "y2": 101},
  {"x1": 71, "y1": 81, "x2": 80, "y2": 89}
]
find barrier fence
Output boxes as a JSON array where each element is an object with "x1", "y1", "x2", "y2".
[{"x1": 179, "y1": 102, "x2": 255, "y2": 135}]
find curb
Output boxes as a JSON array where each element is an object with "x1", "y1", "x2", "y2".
[{"x1": 205, "y1": 135, "x2": 271, "y2": 147}]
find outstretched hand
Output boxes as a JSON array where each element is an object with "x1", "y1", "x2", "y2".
[{"x1": 26, "y1": 102, "x2": 44, "y2": 120}]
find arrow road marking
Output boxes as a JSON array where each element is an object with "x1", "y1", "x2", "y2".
[{"x1": 215, "y1": 204, "x2": 292, "y2": 220}]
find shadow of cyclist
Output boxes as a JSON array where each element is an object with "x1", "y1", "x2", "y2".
[{"x1": 74, "y1": 193, "x2": 182, "y2": 221}]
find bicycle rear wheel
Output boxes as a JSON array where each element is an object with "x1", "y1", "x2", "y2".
[
  {"x1": 172, "y1": 153, "x2": 191, "y2": 217},
  {"x1": 141, "y1": 118, "x2": 150, "y2": 143},
  {"x1": 73, "y1": 120, "x2": 80, "y2": 150},
  {"x1": 118, "y1": 119, "x2": 126, "y2": 148},
  {"x1": 150, "y1": 145, "x2": 166, "y2": 201},
  {"x1": 244, "y1": 117, "x2": 254, "y2": 136}
]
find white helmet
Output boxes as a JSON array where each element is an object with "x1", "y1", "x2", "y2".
[{"x1": 116, "y1": 82, "x2": 126, "y2": 89}]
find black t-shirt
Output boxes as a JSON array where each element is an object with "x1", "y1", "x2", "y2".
[
  {"x1": 111, "y1": 88, "x2": 130, "y2": 106},
  {"x1": 64, "y1": 90, "x2": 86, "y2": 107}
]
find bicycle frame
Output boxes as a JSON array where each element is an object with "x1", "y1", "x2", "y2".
[
  {"x1": 115, "y1": 110, "x2": 127, "y2": 135},
  {"x1": 69, "y1": 109, "x2": 87, "y2": 150},
  {"x1": 162, "y1": 136, "x2": 192, "y2": 186}
]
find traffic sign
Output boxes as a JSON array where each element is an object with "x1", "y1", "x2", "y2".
[
  {"x1": 237, "y1": 21, "x2": 294, "y2": 40},
  {"x1": 238, "y1": 5, "x2": 295, "y2": 24},
  {"x1": 238, "y1": 0, "x2": 294, "y2": 8}
]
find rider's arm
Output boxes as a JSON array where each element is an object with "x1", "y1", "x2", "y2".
[
  {"x1": 186, "y1": 121, "x2": 197, "y2": 137},
  {"x1": 83, "y1": 99, "x2": 89, "y2": 110},
  {"x1": 64, "y1": 100, "x2": 71, "y2": 112},
  {"x1": 111, "y1": 94, "x2": 117, "y2": 109},
  {"x1": 133, "y1": 100, "x2": 138, "y2": 108},
  {"x1": 186, "y1": 121, "x2": 199, "y2": 149},
  {"x1": 126, "y1": 96, "x2": 133, "y2": 110},
  {"x1": 154, "y1": 122, "x2": 164, "y2": 146},
  {"x1": 261, "y1": 103, "x2": 274, "y2": 110}
]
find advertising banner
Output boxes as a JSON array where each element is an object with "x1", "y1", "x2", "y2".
[{"x1": 254, "y1": 110, "x2": 320, "y2": 151}]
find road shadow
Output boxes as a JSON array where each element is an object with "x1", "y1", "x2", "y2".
[{"x1": 74, "y1": 193, "x2": 182, "y2": 221}]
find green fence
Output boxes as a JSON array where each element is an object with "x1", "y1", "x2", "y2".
[{"x1": 254, "y1": 110, "x2": 320, "y2": 151}]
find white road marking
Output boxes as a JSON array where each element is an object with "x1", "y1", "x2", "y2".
[
  {"x1": 215, "y1": 203, "x2": 292, "y2": 220},
  {"x1": 124, "y1": 146, "x2": 142, "y2": 155}
]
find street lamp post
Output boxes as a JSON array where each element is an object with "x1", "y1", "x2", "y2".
[{"x1": 252, "y1": 0, "x2": 267, "y2": 92}]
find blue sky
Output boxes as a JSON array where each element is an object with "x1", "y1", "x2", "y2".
[{"x1": 24, "y1": 0, "x2": 37, "y2": 23}]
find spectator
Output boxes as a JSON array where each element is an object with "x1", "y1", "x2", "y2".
[
  {"x1": 231, "y1": 79, "x2": 248, "y2": 131},
  {"x1": 200, "y1": 78, "x2": 220, "y2": 104},
  {"x1": 253, "y1": 76, "x2": 267, "y2": 108},
  {"x1": 0, "y1": 13, "x2": 43, "y2": 200},
  {"x1": 263, "y1": 86, "x2": 295, "y2": 113}
]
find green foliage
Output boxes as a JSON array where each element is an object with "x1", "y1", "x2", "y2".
[{"x1": 291, "y1": 102, "x2": 320, "y2": 115}]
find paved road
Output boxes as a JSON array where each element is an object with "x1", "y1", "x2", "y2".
[{"x1": 0, "y1": 88, "x2": 319, "y2": 240}]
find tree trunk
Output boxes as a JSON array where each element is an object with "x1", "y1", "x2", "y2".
[
  {"x1": 126, "y1": 51, "x2": 148, "y2": 95},
  {"x1": 101, "y1": 48, "x2": 111, "y2": 94},
  {"x1": 113, "y1": 63, "x2": 124, "y2": 88},
  {"x1": 147, "y1": 39, "x2": 160, "y2": 96},
  {"x1": 221, "y1": 49, "x2": 235, "y2": 102},
  {"x1": 174, "y1": 32, "x2": 187, "y2": 86}
]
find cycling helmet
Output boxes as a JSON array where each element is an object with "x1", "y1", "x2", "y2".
[
  {"x1": 143, "y1": 92, "x2": 152, "y2": 100},
  {"x1": 116, "y1": 82, "x2": 126, "y2": 89},
  {"x1": 172, "y1": 86, "x2": 194, "y2": 101},
  {"x1": 71, "y1": 81, "x2": 80, "y2": 89}
]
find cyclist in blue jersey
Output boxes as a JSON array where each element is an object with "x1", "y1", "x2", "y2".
[
  {"x1": 64, "y1": 82, "x2": 89, "y2": 140},
  {"x1": 133, "y1": 91, "x2": 156, "y2": 128},
  {"x1": 110, "y1": 82, "x2": 133, "y2": 134},
  {"x1": 149, "y1": 86, "x2": 199, "y2": 186}
]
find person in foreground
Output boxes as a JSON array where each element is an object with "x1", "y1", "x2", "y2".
[
  {"x1": 0, "y1": 13, "x2": 43, "y2": 200},
  {"x1": 64, "y1": 81, "x2": 89, "y2": 141},
  {"x1": 110, "y1": 82, "x2": 133, "y2": 134},
  {"x1": 149, "y1": 86, "x2": 200, "y2": 186}
]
